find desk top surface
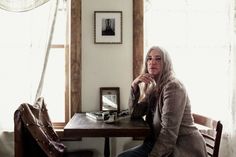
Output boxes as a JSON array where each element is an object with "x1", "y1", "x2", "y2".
[{"x1": 64, "y1": 113, "x2": 149, "y2": 138}]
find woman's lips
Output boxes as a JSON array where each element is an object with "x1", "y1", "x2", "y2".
[{"x1": 149, "y1": 67, "x2": 157, "y2": 70}]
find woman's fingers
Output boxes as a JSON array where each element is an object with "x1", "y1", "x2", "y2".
[
  {"x1": 139, "y1": 74, "x2": 154, "y2": 84},
  {"x1": 131, "y1": 73, "x2": 155, "y2": 90}
]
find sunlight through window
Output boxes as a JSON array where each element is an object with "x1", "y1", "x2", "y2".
[
  {"x1": 144, "y1": 0, "x2": 232, "y2": 119},
  {"x1": 0, "y1": 0, "x2": 67, "y2": 130}
]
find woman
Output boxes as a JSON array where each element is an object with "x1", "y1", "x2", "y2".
[{"x1": 118, "y1": 46, "x2": 207, "y2": 157}]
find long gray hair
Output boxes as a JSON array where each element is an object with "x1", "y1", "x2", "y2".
[{"x1": 139, "y1": 46, "x2": 174, "y2": 102}]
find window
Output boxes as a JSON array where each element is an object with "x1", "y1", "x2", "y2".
[
  {"x1": 144, "y1": 0, "x2": 232, "y2": 119},
  {"x1": 0, "y1": 0, "x2": 68, "y2": 131},
  {"x1": 42, "y1": 0, "x2": 68, "y2": 128}
]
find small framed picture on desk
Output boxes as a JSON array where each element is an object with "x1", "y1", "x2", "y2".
[{"x1": 100, "y1": 87, "x2": 120, "y2": 112}]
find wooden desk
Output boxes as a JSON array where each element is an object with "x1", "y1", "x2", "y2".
[{"x1": 64, "y1": 113, "x2": 149, "y2": 157}]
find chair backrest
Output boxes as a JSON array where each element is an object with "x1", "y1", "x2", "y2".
[{"x1": 192, "y1": 113, "x2": 223, "y2": 157}]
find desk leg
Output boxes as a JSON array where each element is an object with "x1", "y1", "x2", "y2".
[{"x1": 104, "y1": 137, "x2": 110, "y2": 157}]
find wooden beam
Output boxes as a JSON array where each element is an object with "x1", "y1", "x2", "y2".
[
  {"x1": 133, "y1": 0, "x2": 144, "y2": 79},
  {"x1": 71, "y1": 0, "x2": 82, "y2": 116}
]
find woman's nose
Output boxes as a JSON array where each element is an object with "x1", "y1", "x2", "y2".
[{"x1": 150, "y1": 58, "x2": 157, "y2": 64}]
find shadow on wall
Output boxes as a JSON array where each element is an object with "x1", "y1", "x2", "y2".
[{"x1": 0, "y1": 131, "x2": 14, "y2": 157}]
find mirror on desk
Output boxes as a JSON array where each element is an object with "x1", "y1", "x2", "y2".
[{"x1": 100, "y1": 87, "x2": 120, "y2": 112}]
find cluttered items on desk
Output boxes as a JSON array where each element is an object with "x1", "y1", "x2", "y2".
[
  {"x1": 86, "y1": 109, "x2": 130, "y2": 124},
  {"x1": 86, "y1": 111, "x2": 105, "y2": 121}
]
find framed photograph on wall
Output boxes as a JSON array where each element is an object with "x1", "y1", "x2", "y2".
[{"x1": 94, "y1": 11, "x2": 122, "y2": 44}]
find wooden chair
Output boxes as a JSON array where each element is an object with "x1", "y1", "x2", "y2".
[{"x1": 192, "y1": 113, "x2": 223, "y2": 157}]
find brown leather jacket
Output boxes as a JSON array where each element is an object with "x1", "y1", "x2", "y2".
[{"x1": 14, "y1": 97, "x2": 65, "y2": 157}]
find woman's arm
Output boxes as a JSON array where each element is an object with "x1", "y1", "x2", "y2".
[
  {"x1": 129, "y1": 74, "x2": 154, "y2": 119},
  {"x1": 128, "y1": 86, "x2": 148, "y2": 119}
]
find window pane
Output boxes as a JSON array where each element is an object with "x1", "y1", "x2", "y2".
[
  {"x1": 43, "y1": 0, "x2": 67, "y2": 123},
  {"x1": 51, "y1": 0, "x2": 67, "y2": 45},
  {"x1": 42, "y1": 49, "x2": 65, "y2": 122},
  {"x1": 144, "y1": 0, "x2": 231, "y2": 119}
]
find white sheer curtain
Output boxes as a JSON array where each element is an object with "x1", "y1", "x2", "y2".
[
  {"x1": 144, "y1": 0, "x2": 235, "y2": 156},
  {"x1": 0, "y1": 0, "x2": 58, "y2": 156}
]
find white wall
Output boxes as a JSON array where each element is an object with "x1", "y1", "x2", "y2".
[
  {"x1": 67, "y1": 1, "x2": 142, "y2": 157},
  {"x1": 81, "y1": 0, "x2": 133, "y2": 112}
]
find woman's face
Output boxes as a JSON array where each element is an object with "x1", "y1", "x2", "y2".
[{"x1": 147, "y1": 49, "x2": 162, "y2": 76}]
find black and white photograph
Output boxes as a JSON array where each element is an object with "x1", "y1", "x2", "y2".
[
  {"x1": 94, "y1": 11, "x2": 122, "y2": 44},
  {"x1": 102, "y1": 18, "x2": 115, "y2": 36}
]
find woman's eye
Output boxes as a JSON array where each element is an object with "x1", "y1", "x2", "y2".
[
  {"x1": 155, "y1": 57, "x2": 161, "y2": 61},
  {"x1": 147, "y1": 57, "x2": 152, "y2": 61},
  {"x1": 147, "y1": 56, "x2": 161, "y2": 62}
]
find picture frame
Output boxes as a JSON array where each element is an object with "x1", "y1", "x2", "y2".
[
  {"x1": 100, "y1": 87, "x2": 120, "y2": 112},
  {"x1": 94, "y1": 11, "x2": 122, "y2": 44}
]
